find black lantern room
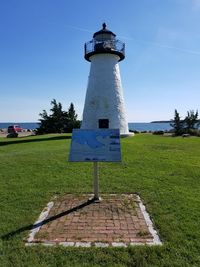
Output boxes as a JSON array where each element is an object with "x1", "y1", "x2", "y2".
[{"x1": 84, "y1": 23, "x2": 125, "y2": 62}]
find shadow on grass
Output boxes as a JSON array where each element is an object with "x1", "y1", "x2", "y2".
[
  {"x1": 1, "y1": 198, "x2": 95, "y2": 241},
  {"x1": 0, "y1": 135, "x2": 71, "y2": 146}
]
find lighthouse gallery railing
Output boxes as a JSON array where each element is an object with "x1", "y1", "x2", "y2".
[{"x1": 84, "y1": 39, "x2": 125, "y2": 60}]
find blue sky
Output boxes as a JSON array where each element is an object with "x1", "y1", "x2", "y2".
[{"x1": 0, "y1": 0, "x2": 200, "y2": 122}]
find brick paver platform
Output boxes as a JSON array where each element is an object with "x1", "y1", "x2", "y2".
[{"x1": 28, "y1": 194, "x2": 160, "y2": 246}]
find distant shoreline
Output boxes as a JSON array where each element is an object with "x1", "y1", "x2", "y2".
[{"x1": 151, "y1": 120, "x2": 171, "y2": 123}]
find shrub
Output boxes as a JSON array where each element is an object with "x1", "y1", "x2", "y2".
[
  {"x1": 188, "y1": 129, "x2": 200, "y2": 137},
  {"x1": 153, "y1": 131, "x2": 164, "y2": 135},
  {"x1": 129, "y1": 130, "x2": 139, "y2": 134}
]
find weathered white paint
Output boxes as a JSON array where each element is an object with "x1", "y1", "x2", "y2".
[{"x1": 81, "y1": 53, "x2": 132, "y2": 136}]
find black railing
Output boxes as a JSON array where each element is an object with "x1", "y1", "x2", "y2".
[{"x1": 84, "y1": 39, "x2": 125, "y2": 61}]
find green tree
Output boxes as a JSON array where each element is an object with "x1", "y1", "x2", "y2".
[
  {"x1": 37, "y1": 99, "x2": 80, "y2": 134},
  {"x1": 184, "y1": 110, "x2": 199, "y2": 132},
  {"x1": 170, "y1": 109, "x2": 184, "y2": 136},
  {"x1": 63, "y1": 103, "x2": 81, "y2": 133}
]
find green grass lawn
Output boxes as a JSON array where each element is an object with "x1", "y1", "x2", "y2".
[{"x1": 0, "y1": 134, "x2": 200, "y2": 267}]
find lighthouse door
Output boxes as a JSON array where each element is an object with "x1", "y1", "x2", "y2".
[{"x1": 98, "y1": 119, "x2": 109, "y2": 129}]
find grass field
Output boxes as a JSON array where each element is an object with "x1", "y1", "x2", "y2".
[{"x1": 0, "y1": 133, "x2": 200, "y2": 267}]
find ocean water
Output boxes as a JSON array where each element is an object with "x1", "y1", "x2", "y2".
[
  {"x1": 0, "y1": 122, "x2": 172, "y2": 131},
  {"x1": 128, "y1": 122, "x2": 172, "y2": 132}
]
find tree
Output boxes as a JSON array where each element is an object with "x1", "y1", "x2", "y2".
[
  {"x1": 184, "y1": 110, "x2": 199, "y2": 132},
  {"x1": 63, "y1": 103, "x2": 81, "y2": 133},
  {"x1": 170, "y1": 109, "x2": 184, "y2": 136},
  {"x1": 37, "y1": 99, "x2": 80, "y2": 134},
  {"x1": 68, "y1": 103, "x2": 77, "y2": 121}
]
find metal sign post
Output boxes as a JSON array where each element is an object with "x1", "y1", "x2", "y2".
[
  {"x1": 93, "y1": 162, "x2": 100, "y2": 201},
  {"x1": 69, "y1": 129, "x2": 121, "y2": 203}
]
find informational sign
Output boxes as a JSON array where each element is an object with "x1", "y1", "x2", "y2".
[{"x1": 69, "y1": 129, "x2": 121, "y2": 162}]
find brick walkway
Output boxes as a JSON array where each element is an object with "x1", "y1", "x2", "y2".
[{"x1": 30, "y1": 194, "x2": 158, "y2": 246}]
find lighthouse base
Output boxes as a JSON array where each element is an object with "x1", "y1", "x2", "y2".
[{"x1": 120, "y1": 132, "x2": 135, "y2": 138}]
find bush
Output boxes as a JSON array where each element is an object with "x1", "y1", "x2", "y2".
[
  {"x1": 188, "y1": 129, "x2": 200, "y2": 137},
  {"x1": 153, "y1": 131, "x2": 164, "y2": 135},
  {"x1": 129, "y1": 130, "x2": 139, "y2": 134}
]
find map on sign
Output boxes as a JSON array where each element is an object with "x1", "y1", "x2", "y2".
[{"x1": 69, "y1": 129, "x2": 121, "y2": 162}]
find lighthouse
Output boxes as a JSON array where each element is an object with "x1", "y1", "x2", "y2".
[{"x1": 81, "y1": 23, "x2": 131, "y2": 136}]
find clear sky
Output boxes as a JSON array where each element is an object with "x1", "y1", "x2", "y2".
[{"x1": 0, "y1": 0, "x2": 200, "y2": 122}]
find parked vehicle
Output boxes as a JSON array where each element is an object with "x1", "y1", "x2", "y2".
[{"x1": 7, "y1": 125, "x2": 22, "y2": 133}]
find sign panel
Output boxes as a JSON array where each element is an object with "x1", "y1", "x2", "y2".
[{"x1": 69, "y1": 129, "x2": 121, "y2": 162}]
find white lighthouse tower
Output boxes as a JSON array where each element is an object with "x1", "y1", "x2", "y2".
[{"x1": 81, "y1": 23, "x2": 131, "y2": 136}]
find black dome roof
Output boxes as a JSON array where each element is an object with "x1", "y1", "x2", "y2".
[{"x1": 93, "y1": 23, "x2": 116, "y2": 38}]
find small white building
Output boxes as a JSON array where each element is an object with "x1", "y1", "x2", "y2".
[{"x1": 81, "y1": 23, "x2": 132, "y2": 136}]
